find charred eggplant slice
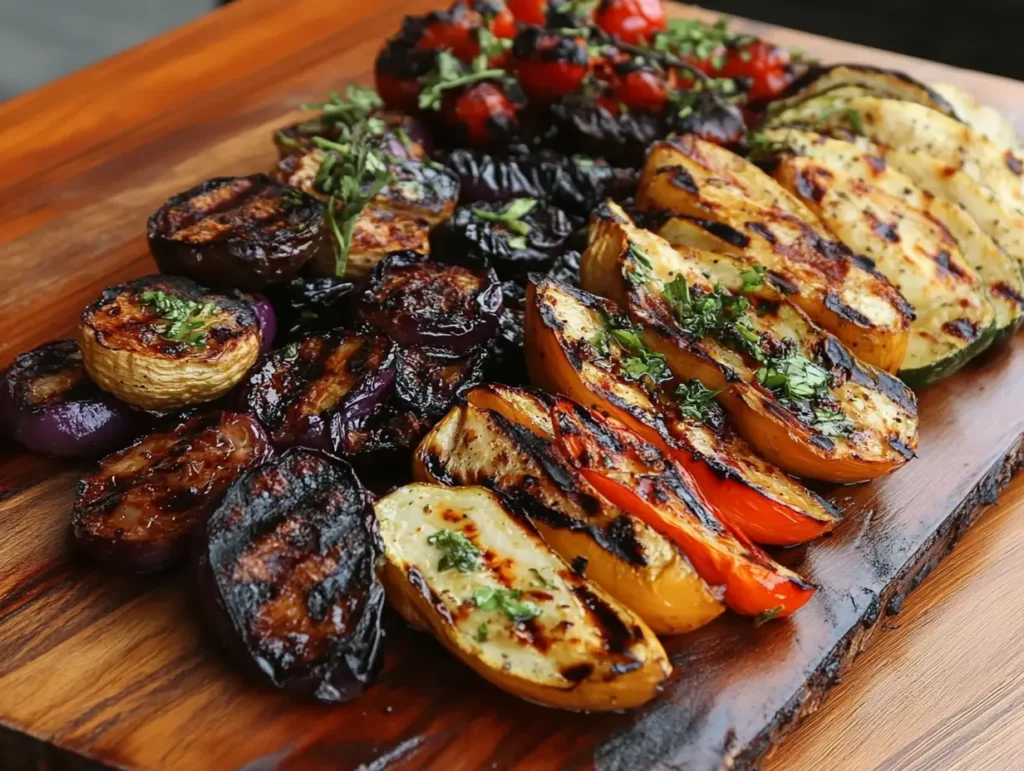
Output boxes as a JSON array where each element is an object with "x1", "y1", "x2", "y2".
[
  {"x1": 263, "y1": 277, "x2": 358, "y2": 342},
  {"x1": 1, "y1": 340, "x2": 140, "y2": 458},
  {"x1": 394, "y1": 345, "x2": 488, "y2": 419},
  {"x1": 79, "y1": 275, "x2": 261, "y2": 411},
  {"x1": 196, "y1": 448, "x2": 384, "y2": 702},
  {"x1": 242, "y1": 331, "x2": 396, "y2": 450},
  {"x1": 545, "y1": 95, "x2": 666, "y2": 168},
  {"x1": 429, "y1": 199, "x2": 573, "y2": 278},
  {"x1": 148, "y1": 175, "x2": 326, "y2": 291},
  {"x1": 355, "y1": 251, "x2": 502, "y2": 353},
  {"x1": 71, "y1": 412, "x2": 270, "y2": 572}
]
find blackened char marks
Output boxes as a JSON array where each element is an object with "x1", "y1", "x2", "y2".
[
  {"x1": 992, "y1": 281, "x2": 1024, "y2": 307},
  {"x1": 746, "y1": 221, "x2": 777, "y2": 245},
  {"x1": 570, "y1": 584, "x2": 640, "y2": 660},
  {"x1": 1005, "y1": 150, "x2": 1023, "y2": 175},
  {"x1": 692, "y1": 218, "x2": 750, "y2": 249},
  {"x1": 942, "y1": 318, "x2": 980, "y2": 341},
  {"x1": 793, "y1": 168, "x2": 829, "y2": 204},
  {"x1": 663, "y1": 166, "x2": 698, "y2": 195},
  {"x1": 865, "y1": 211, "x2": 900, "y2": 243}
]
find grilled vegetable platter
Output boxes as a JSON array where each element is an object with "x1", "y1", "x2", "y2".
[{"x1": 4, "y1": 0, "x2": 1023, "y2": 717}]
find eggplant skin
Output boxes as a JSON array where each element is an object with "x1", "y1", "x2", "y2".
[
  {"x1": 71, "y1": 411, "x2": 271, "y2": 573},
  {"x1": 195, "y1": 448, "x2": 385, "y2": 702},
  {"x1": 545, "y1": 95, "x2": 665, "y2": 168},
  {"x1": 264, "y1": 278, "x2": 358, "y2": 342},
  {"x1": 147, "y1": 174, "x2": 326, "y2": 291}
]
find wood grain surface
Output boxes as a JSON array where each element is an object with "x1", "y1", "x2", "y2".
[{"x1": 2, "y1": 2, "x2": 1024, "y2": 770}]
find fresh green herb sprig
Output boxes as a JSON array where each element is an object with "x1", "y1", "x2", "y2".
[
  {"x1": 740, "y1": 265, "x2": 767, "y2": 292},
  {"x1": 472, "y1": 586, "x2": 541, "y2": 622},
  {"x1": 662, "y1": 275, "x2": 764, "y2": 362},
  {"x1": 418, "y1": 51, "x2": 506, "y2": 111},
  {"x1": 427, "y1": 529, "x2": 482, "y2": 574},
  {"x1": 471, "y1": 198, "x2": 537, "y2": 236},
  {"x1": 675, "y1": 380, "x2": 725, "y2": 423},
  {"x1": 754, "y1": 606, "x2": 784, "y2": 626},
  {"x1": 591, "y1": 313, "x2": 672, "y2": 384},
  {"x1": 301, "y1": 85, "x2": 383, "y2": 132},
  {"x1": 139, "y1": 290, "x2": 218, "y2": 350},
  {"x1": 755, "y1": 353, "x2": 831, "y2": 401}
]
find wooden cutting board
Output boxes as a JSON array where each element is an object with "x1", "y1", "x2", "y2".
[{"x1": 3, "y1": 2, "x2": 1024, "y2": 769}]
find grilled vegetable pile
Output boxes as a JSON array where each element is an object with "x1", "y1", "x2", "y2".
[{"x1": 4, "y1": 0, "x2": 1023, "y2": 714}]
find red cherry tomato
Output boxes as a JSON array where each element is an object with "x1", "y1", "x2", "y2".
[
  {"x1": 473, "y1": 0, "x2": 517, "y2": 38},
  {"x1": 593, "y1": 0, "x2": 666, "y2": 45},
  {"x1": 615, "y1": 67, "x2": 669, "y2": 111},
  {"x1": 417, "y1": 3, "x2": 483, "y2": 61},
  {"x1": 506, "y1": 0, "x2": 548, "y2": 25},
  {"x1": 510, "y1": 30, "x2": 590, "y2": 102},
  {"x1": 376, "y1": 73, "x2": 422, "y2": 112},
  {"x1": 443, "y1": 82, "x2": 520, "y2": 145},
  {"x1": 715, "y1": 39, "x2": 793, "y2": 103}
]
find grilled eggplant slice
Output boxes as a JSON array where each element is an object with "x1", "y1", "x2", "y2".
[
  {"x1": 355, "y1": 251, "x2": 502, "y2": 353},
  {"x1": 581, "y1": 204, "x2": 918, "y2": 482},
  {"x1": 429, "y1": 200, "x2": 574, "y2": 279},
  {"x1": 1, "y1": 339, "x2": 140, "y2": 458},
  {"x1": 545, "y1": 95, "x2": 666, "y2": 168},
  {"x1": 775, "y1": 155, "x2": 997, "y2": 387},
  {"x1": 147, "y1": 175, "x2": 325, "y2": 291},
  {"x1": 274, "y1": 110, "x2": 430, "y2": 161},
  {"x1": 242, "y1": 331, "x2": 396, "y2": 451},
  {"x1": 525, "y1": 278, "x2": 839, "y2": 545},
  {"x1": 71, "y1": 412, "x2": 270, "y2": 572},
  {"x1": 264, "y1": 277, "x2": 358, "y2": 342},
  {"x1": 766, "y1": 64, "x2": 959, "y2": 121},
  {"x1": 414, "y1": 384, "x2": 725, "y2": 633},
  {"x1": 79, "y1": 276, "x2": 261, "y2": 411},
  {"x1": 196, "y1": 448, "x2": 384, "y2": 702},
  {"x1": 550, "y1": 398, "x2": 815, "y2": 617},
  {"x1": 929, "y1": 82, "x2": 1022, "y2": 152},
  {"x1": 374, "y1": 482, "x2": 671, "y2": 710},
  {"x1": 764, "y1": 128, "x2": 1024, "y2": 346},
  {"x1": 394, "y1": 345, "x2": 487, "y2": 420},
  {"x1": 637, "y1": 136, "x2": 912, "y2": 372}
]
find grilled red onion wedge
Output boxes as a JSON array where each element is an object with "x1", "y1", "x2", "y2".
[
  {"x1": 147, "y1": 174, "x2": 326, "y2": 290},
  {"x1": 79, "y1": 276, "x2": 261, "y2": 411},
  {"x1": 71, "y1": 412, "x2": 270, "y2": 572},
  {"x1": 355, "y1": 251, "x2": 502, "y2": 353},
  {"x1": 1, "y1": 340, "x2": 139, "y2": 458},
  {"x1": 196, "y1": 448, "x2": 384, "y2": 702}
]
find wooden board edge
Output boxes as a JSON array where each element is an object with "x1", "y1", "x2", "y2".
[{"x1": 740, "y1": 435, "x2": 1024, "y2": 771}]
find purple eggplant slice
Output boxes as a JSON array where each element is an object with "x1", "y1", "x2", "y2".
[
  {"x1": 71, "y1": 411, "x2": 271, "y2": 572},
  {"x1": 355, "y1": 251, "x2": 502, "y2": 353},
  {"x1": 394, "y1": 345, "x2": 488, "y2": 419},
  {"x1": 242, "y1": 331, "x2": 396, "y2": 450},
  {"x1": 195, "y1": 447, "x2": 385, "y2": 702},
  {"x1": 147, "y1": 174, "x2": 326, "y2": 291},
  {"x1": 1, "y1": 339, "x2": 141, "y2": 458},
  {"x1": 264, "y1": 277, "x2": 358, "y2": 341}
]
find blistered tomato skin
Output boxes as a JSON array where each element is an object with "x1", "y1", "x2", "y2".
[
  {"x1": 510, "y1": 29, "x2": 591, "y2": 103},
  {"x1": 715, "y1": 40, "x2": 795, "y2": 103},
  {"x1": 442, "y1": 81, "x2": 524, "y2": 146},
  {"x1": 375, "y1": 35, "x2": 435, "y2": 112},
  {"x1": 615, "y1": 66, "x2": 670, "y2": 112},
  {"x1": 594, "y1": 0, "x2": 666, "y2": 44},
  {"x1": 506, "y1": 0, "x2": 548, "y2": 25},
  {"x1": 416, "y1": 2, "x2": 483, "y2": 61}
]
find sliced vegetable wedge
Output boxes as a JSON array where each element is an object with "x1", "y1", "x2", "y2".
[{"x1": 524, "y1": 276, "x2": 839, "y2": 545}]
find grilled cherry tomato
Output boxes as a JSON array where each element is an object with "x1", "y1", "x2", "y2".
[
  {"x1": 715, "y1": 39, "x2": 794, "y2": 103},
  {"x1": 417, "y1": 2, "x2": 483, "y2": 61},
  {"x1": 473, "y1": 0, "x2": 517, "y2": 39},
  {"x1": 375, "y1": 40, "x2": 434, "y2": 111},
  {"x1": 506, "y1": 0, "x2": 548, "y2": 25},
  {"x1": 442, "y1": 81, "x2": 521, "y2": 145},
  {"x1": 509, "y1": 29, "x2": 590, "y2": 102},
  {"x1": 593, "y1": 0, "x2": 666, "y2": 45},
  {"x1": 614, "y1": 64, "x2": 669, "y2": 111}
]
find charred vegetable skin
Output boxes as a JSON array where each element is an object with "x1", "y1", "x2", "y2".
[
  {"x1": 355, "y1": 251, "x2": 502, "y2": 353},
  {"x1": 196, "y1": 448, "x2": 385, "y2": 702},
  {"x1": 79, "y1": 275, "x2": 261, "y2": 411},
  {"x1": 71, "y1": 412, "x2": 270, "y2": 572},
  {"x1": 430, "y1": 200, "x2": 574, "y2": 278},
  {"x1": 148, "y1": 175, "x2": 326, "y2": 291},
  {"x1": 0, "y1": 340, "x2": 139, "y2": 458},
  {"x1": 265, "y1": 278, "x2": 358, "y2": 342}
]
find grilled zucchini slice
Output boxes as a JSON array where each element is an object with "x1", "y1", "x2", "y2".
[
  {"x1": 581, "y1": 203, "x2": 918, "y2": 482},
  {"x1": 524, "y1": 277, "x2": 839, "y2": 545},
  {"x1": 764, "y1": 129, "x2": 1024, "y2": 345},
  {"x1": 374, "y1": 483, "x2": 671, "y2": 711},
  {"x1": 775, "y1": 155, "x2": 997, "y2": 387},
  {"x1": 638, "y1": 136, "x2": 912, "y2": 372},
  {"x1": 930, "y1": 82, "x2": 1022, "y2": 152},
  {"x1": 415, "y1": 385, "x2": 725, "y2": 634}
]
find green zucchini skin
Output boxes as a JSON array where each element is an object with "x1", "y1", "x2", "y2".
[{"x1": 898, "y1": 321, "x2": 998, "y2": 390}]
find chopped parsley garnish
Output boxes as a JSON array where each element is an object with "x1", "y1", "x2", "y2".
[
  {"x1": 651, "y1": 17, "x2": 743, "y2": 63},
  {"x1": 754, "y1": 606, "x2": 784, "y2": 626},
  {"x1": 471, "y1": 586, "x2": 541, "y2": 622},
  {"x1": 301, "y1": 85, "x2": 383, "y2": 135},
  {"x1": 662, "y1": 276, "x2": 765, "y2": 361},
  {"x1": 819, "y1": 102, "x2": 864, "y2": 134},
  {"x1": 812, "y1": 407, "x2": 856, "y2": 438},
  {"x1": 675, "y1": 380, "x2": 725, "y2": 423},
  {"x1": 627, "y1": 243, "x2": 654, "y2": 284},
  {"x1": 756, "y1": 353, "x2": 831, "y2": 401},
  {"x1": 418, "y1": 51, "x2": 505, "y2": 111},
  {"x1": 740, "y1": 265, "x2": 767, "y2": 292},
  {"x1": 427, "y1": 529, "x2": 482, "y2": 574},
  {"x1": 471, "y1": 197, "x2": 537, "y2": 236},
  {"x1": 477, "y1": 27, "x2": 513, "y2": 60},
  {"x1": 590, "y1": 309, "x2": 671, "y2": 383},
  {"x1": 139, "y1": 290, "x2": 218, "y2": 350},
  {"x1": 746, "y1": 132, "x2": 787, "y2": 163},
  {"x1": 475, "y1": 623, "x2": 489, "y2": 642},
  {"x1": 528, "y1": 568, "x2": 556, "y2": 589}
]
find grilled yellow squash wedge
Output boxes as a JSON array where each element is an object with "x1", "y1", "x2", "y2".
[
  {"x1": 930, "y1": 82, "x2": 1022, "y2": 152},
  {"x1": 637, "y1": 136, "x2": 912, "y2": 372},
  {"x1": 581, "y1": 203, "x2": 918, "y2": 482},
  {"x1": 374, "y1": 483, "x2": 671, "y2": 710},
  {"x1": 774, "y1": 154, "x2": 997, "y2": 387},
  {"x1": 764, "y1": 128, "x2": 1024, "y2": 346},
  {"x1": 414, "y1": 385, "x2": 725, "y2": 634}
]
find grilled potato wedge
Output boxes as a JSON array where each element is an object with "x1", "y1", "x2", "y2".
[
  {"x1": 79, "y1": 276, "x2": 261, "y2": 410},
  {"x1": 415, "y1": 385, "x2": 725, "y2": 633},
  {"x1": 767, "y1": 64, "x2": 959, "y2": 120},
  {"x1": 637, "y1": 136, "x2": 912, "y2": 372},
  {"x1": 524, "y1": 277, "x2": 839, "y2": 545},
  {"x1": 767, "y1": 95, "x2": 1024, "y2": 215},
  {"x1": 929, "y1": 82, "x2": 1021, "y2": 152},
  {"x1": 764, "y1": 128, "x2": 1024, "y2": 345},
  {"x1": 775, "y1": 154, "x2": 997, "y2": 386},
  {"x1": 581, "y1": 204, "x2": 918, "y2": 482},
  {"x1": 374, "y1": 483, "x2": 671, "y2": 711}
]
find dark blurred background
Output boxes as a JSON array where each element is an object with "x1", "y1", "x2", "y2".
[{"x1": 1, "y1": 0, "x2": 1022, "y2": 102}]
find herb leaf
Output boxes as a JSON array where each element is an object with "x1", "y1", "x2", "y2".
[
  {"x1": 427, "y1": 529, "x2": 482, "y2": 574},
  {"x1": 754, "y1": 606, "x2": 784, "y2": 626},
  {"x1": 471, "y1": 586, "x2": 541, "y2": 622},
  {"x1": 812, "y1": 407, "x2": 855, "y2": 438},
  {"x1": 418, "y1": 52, "x2": 506, "y2": 111},
  {"x1": 740, "y1": 264, "x2": 767, "y2": 292},
  {"x1": 301, "y1": 85, "x2": 383, "y2": 135},
  {"x1": 756, "y1": 354, "x2": 831, "y2": 401},
  {"x1": 675, "y1": 380, "x2": 725, "y2": 423},
  {"x1": 528, "y1": 568, "x2": 556, "y2": 589},
  {"x1": 139, "y1": 290, "x2": 218, "y2": 350},
  {"x1": 475, "y1": 623, "x2": 489, "y2": 642},
  {"x1": 627, "y1": 243, "x2": 654, "y2": 283},
  {"x1": 471, "y1": 198, "x2": 537, "y2": 236}
]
